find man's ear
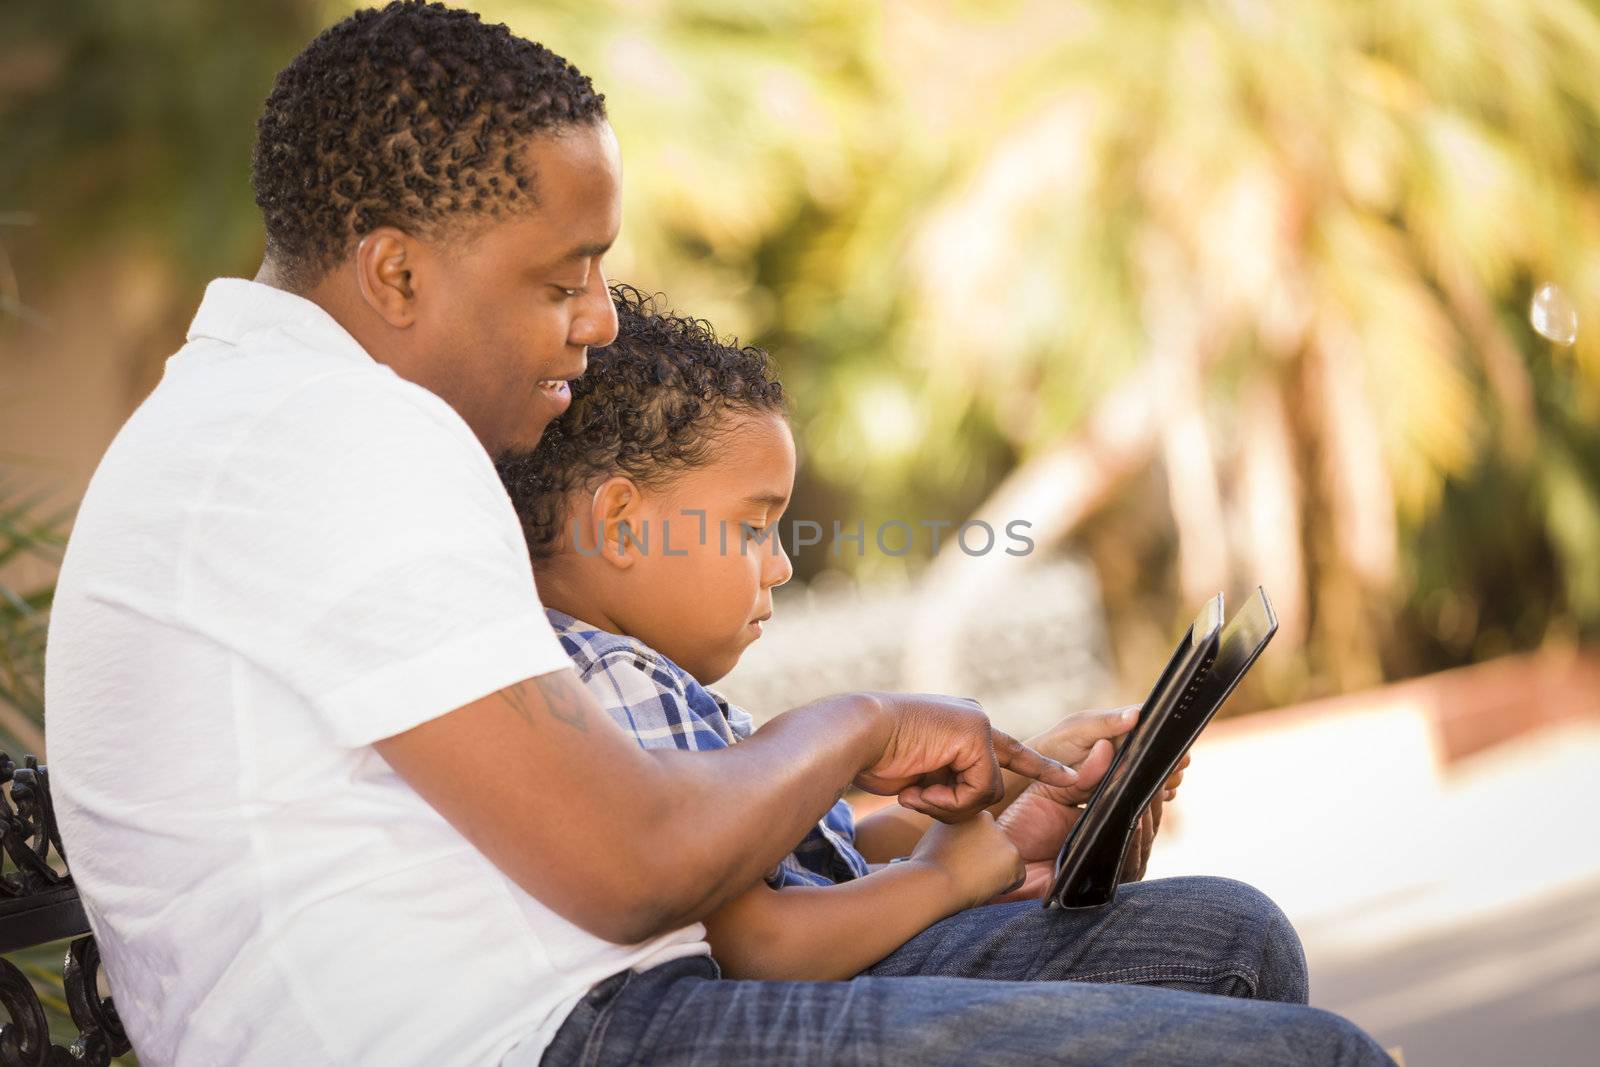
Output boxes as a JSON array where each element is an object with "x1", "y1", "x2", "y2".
[
  {"x1": 354, "y1": 227, "x2": 419, "y2": 328},
  {"x1": 589, "y1": 476, "x2": 645, "y2": 571}
]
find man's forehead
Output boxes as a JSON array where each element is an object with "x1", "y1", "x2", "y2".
[
  {"x1": 495, "y1": 209, "x2": 615, "y2": 269},
  {"x1": 507, "y1": 124, "x2": 621, "y2": 261},
  {"x1": 519, "y1": 123, "x2": 620, "y2": 195}
]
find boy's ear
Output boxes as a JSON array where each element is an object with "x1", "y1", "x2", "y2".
[{"x1": 589, "y1": 476, "x2": 644, "y2": 571}]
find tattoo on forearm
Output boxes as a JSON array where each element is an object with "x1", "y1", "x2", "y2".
[
  {"x1": 500, "y1": 683, "x2": 538, "y2": 727},
  {"x1": 497, "y1": 674, "x2": 589, "y2": 733},
  {"x1": 536, "y1": 675, "x2": 589, "y2": 731}
]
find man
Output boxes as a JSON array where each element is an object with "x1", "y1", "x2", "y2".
[{"x1": 44, "y1": 3, "x2": 1393, "y2": 1064}]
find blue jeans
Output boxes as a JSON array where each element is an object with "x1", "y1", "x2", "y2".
[{"x1": 535, "y1": 876, "x2": 1394, "y2": 1066}]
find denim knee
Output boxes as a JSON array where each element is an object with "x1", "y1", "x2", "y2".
[
  {"x1": 1285, "y1": 1004, "x2": 1396, "y2": 1066},
  {"x1": 1182, "y1": 876, "x2": 1309, "y2": 1004}
]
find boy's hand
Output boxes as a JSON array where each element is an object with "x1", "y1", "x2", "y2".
[
  {"x1": 1011, "y1": 704, "x2": 1192, "y2": 810},
  {"x1": 1024, "y1": 706, "x2": 1140, "y2": 798},
  {"x1": 989, "y1": 709, "x2": 1192, "y2": 901},
  {"x1": 988, "y1": 783, "x2": 1171, "y2": 902},
  {"x1": 852, "y1": 693, "x2": 1078, "y2": 822},
  {"x1": 909, "y1": 811, "x2": 1025, "y2": 907},
  {"x1": 1118, "y1": 791, "x2": 1165, "y2": 883}
]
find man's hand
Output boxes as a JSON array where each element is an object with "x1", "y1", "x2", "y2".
[{"x1": 852, "y1": 693, "x2": 1078, "y2": 822}]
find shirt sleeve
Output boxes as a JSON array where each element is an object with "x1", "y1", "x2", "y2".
[
  {"x1": 178, "y1": 374, "x2": 570, "y2": 747},
  {"x1": 823, "y1": 798, "x2": 860, "y2": 845},
  {"x1": 704, "y1": 687, "x2": 757, "y2": 742}
]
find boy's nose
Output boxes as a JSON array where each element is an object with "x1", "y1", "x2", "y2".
[{"x1": 766, "y1": 541, "x2": 794, "y2": 588}]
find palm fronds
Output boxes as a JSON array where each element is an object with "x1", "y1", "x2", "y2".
[{"x1": 0, "y1": 470, "x2": 72, "y2": 754}]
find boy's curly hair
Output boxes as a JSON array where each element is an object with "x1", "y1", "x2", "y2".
[
  {"x1": 498, "y1": 284, "x2": 787, "y2": 560},
  {"x1": 251, "y1": 1, "x2": 605, "y2": 288}
]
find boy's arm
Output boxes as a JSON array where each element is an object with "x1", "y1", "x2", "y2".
[
  {"x1": 703, "y1": 814, "x2": 1022, "y2": 981},
  {"x1": 853, "y1": 806, "x2": 933, "y2": 865}
]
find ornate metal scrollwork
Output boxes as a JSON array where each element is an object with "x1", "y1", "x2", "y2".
[
  {"x1": 0, "y1": 957, "x2": 51, "y2": 1067},
  {"x1": 0, "y1": 758, "x2": 70, "y2": 901},
  {"x1": 63, "y1": 938, "x2": 128, "y2": 1065},
  {"x1": 0, "y1": 755, "x2": 129, "y2": 1065}
]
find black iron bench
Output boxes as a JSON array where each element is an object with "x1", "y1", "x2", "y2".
[{"x1": 0, "y1": 755, "x2": 129, "y2": 1065}]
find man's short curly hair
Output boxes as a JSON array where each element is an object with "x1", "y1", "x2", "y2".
[
  {"x1": 251, "y1": 0, "x2": 605, "y2": 287},
  {"x1": 497, "y1": 284, "x2": 788, "y2": 561}
]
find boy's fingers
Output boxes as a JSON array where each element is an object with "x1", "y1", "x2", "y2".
[
  {"x1": 991, "y1": 729, "x2": 1078, "y2": 787},
  {"x1": 1071, "y1": 705, "x2": 1140, "y2": 745},
  {"x1": 1040, "y1": 737, "x2": 1117, "y2": 805},
  {"x1": 1122, "y1": 807, "x2": 1156, "y2": 882},
  {"x1": 1162, "y1": 752, "x2": 1191, "y2": 794}
]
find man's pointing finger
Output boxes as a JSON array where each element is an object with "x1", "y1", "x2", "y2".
[{"x1": 991, "y1": 729, "x2": 1078, "y2": 788}]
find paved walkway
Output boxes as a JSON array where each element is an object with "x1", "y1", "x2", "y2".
[
  {"x1": 1313, "y1": 874, "x2": 1600, "y2": 1066},
  {"x1": 1146, "y1": 718, "x2": 1600, "y2": 1065}
]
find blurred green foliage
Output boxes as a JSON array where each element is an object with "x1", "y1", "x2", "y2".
[
  {"x1": 0, "y1": 474, "x2": 69, "y2": 753},
  {"x1": 3, "y1": 0, "x2": 1599, "y2": 708},
  {"x1": 0, "y1": 0, "x2": 321, "y2": 277},
  {"x1": 498, "y1": 0, "x2": 1600, "y2": 695}
]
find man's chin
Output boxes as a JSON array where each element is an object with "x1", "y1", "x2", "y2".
[{"x1": 493, "y1": 425, "x2": 549, "y2": 464}]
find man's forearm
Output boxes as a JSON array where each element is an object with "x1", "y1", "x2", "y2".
[
  {"x1": 377, "y1": 675, "x2": 1060, "y2": 946},
  {"x1": 634, "y1": 693, "x2": 893, "y2": 933},
  {"x1": 378, "y1": 674, "x2": 892, "y2": 945}
]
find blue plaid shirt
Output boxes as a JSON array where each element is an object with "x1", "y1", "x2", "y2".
[{"x1": 547, "y1": 609, "x2": 870, "y2": 888}]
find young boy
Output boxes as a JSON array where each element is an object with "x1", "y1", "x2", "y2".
[{"x1": 496, "y1": 284, "x2": 1169, "y2": 980}]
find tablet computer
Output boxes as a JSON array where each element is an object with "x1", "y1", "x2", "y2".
[{"x1": 1044, "y1": 587, "x2": 1277, "y2": 910}]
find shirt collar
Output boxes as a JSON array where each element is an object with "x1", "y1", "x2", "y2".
[
  {"x1": 186, "y1": 277, "x2": 375, "y2": 366},
  {"x1": 543, "y1": 606, "x2": 752, "y2": 738},
  {"x1": 545, "y1": 607, "x2": 579, "y2": 634},
  {"x1": 545, "y1": 607, "x2": 615, "y2": 640}
]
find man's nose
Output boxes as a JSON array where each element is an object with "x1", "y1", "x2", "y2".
[{"x1": 570, "y1": 274, "x2": 619, "y2": 349}]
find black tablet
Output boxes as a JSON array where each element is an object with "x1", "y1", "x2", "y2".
[{"x1": 1044, "y1": 588, "x2": 1278, "y2": 910}]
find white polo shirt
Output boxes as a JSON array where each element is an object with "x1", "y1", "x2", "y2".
[{"x1": 44, "y1": 279, "x2": 709, "y2": 1066}]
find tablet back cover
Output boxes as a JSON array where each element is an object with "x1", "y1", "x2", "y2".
[
  {"x1": 1045, "y1": 595, "x2": 1223, "y2": 909},
  {"x1": 1045, "y1": 588, "x2": 1277, "y2": 910}
]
